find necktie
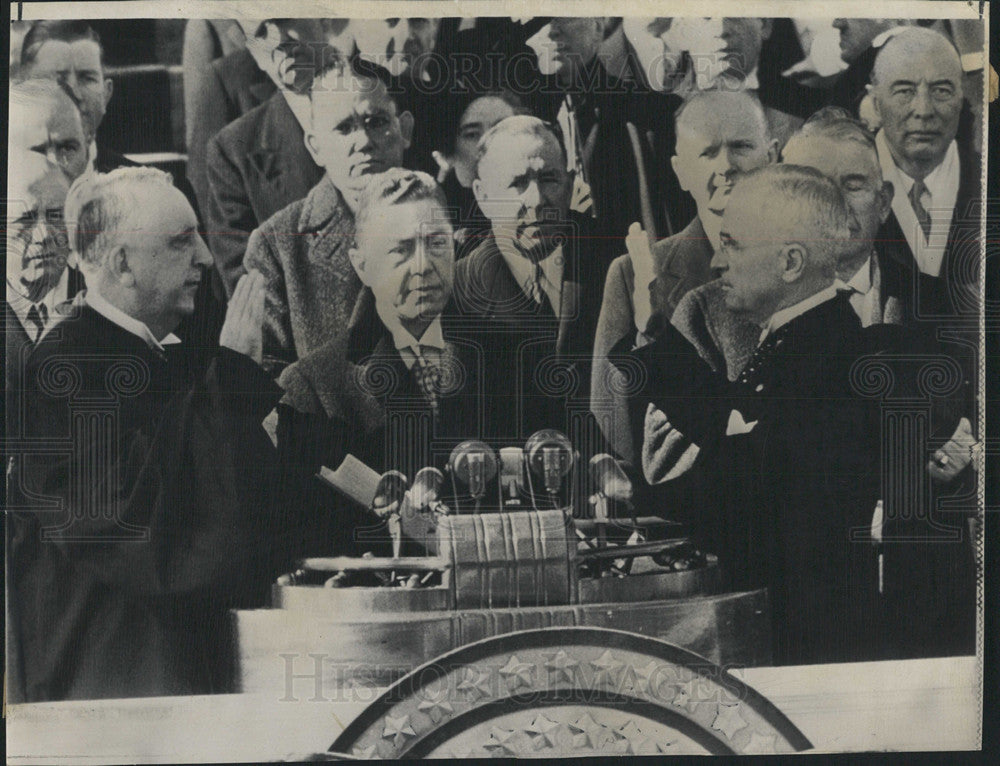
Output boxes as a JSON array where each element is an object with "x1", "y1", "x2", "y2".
[
  {"x1": 26, "y1": 302, "x2": 48, "y2": 342},
  {"x1": 525, "y1": 261, "x2": 545, "y2": 306},
  {"x1": 411, "y1": 349, "x2": 440, "y2": 413},
  {"x1": 908, "y1": 179, "x2": 932, "y2": 241}
]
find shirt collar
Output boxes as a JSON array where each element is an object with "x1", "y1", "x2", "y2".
[
  {"x1": 85, "y1": 289, "x2": 181, "y2": 352},
  {"x1": 84, "y1": 139, "x2": 98, "y2": 176},
  {"x1": 6, "y1": 268, "x2": 70, "y2": 334},
  {"x1": 497, "y1": 237, "x2": 564, "y2": 299},
  {"x1": 374, "y1": 302, "x2": 445, "y2": 365},
  {"x1": 759, "y1": 283, "x2": 840, "y2": 344},
  {"x1": 876, "y1": 129, "x2": 959, "y2": 197},
  {"x1": 845, "y1": 254, "x2": 874, "y2": 294}
]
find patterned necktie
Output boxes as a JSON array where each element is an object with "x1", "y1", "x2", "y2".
[
  {"x1": 736, "y1": 323, "x2": 790, "y2": 394},
  {"x1": 411, "y1": 349, "x2": 441, "y2": 413},
  {"x1": 908, "y1": 179, "x2": 932, "y2": 240},
  {"x1": 26, "y1": 302, "x2": 48, "y2": 342}
]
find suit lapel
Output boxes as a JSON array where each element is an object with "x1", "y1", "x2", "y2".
[{"x1": 249, "y1": 95, "x2": 321, "y2": 215}]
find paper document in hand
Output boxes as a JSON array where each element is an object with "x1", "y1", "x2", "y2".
[{"x1": 317, "y1": 455, "x2": 382, "y2": 508}]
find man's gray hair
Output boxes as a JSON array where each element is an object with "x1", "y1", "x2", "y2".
[
  {"x1": 9, "y1": 77, "x2": 79, "y2": 120},
  {"x1": 870, "y1": 25, "x2": 962, "y2": 86},
  {"x1": 64, "y1": 166, "x2": 175, "y2": 268},
  {"x1": 354, "y1": 168, "x2": 448, "y2": 238},
  {"x1": 734, "y1": 164, "x2": 852, "y2": 275},
  {"x1": 475, "y1": 115, "x2": 568, "y2": 178}
]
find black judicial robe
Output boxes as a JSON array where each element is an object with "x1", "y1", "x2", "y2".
[
  {"x1": 8, "y1": 304, "x2": 283, "y2": 702},
  {"x1": 630, "y1": 294, "x2": 883, "y2": 665}
]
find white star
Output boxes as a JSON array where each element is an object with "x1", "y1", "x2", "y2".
[
  {"x1": 627, "y1": 660, "x2": 662, "y2": 696},
  {"x1": 712, "y1": 702, "x2": 749, "y2": 741},
  {"x1": 671, "y1": 677, "x2": 704, "y2": 713},
  {"x1": 498, "y1": 655, "x2": 534, "y2": 692},
  {"x1": 570, "y1": 713, "x2": 614, "y2": 750},
  {"x1": 416, "y1": 689, "x2": 454, "y2": 723},
  {"x1": 351, "y1": 744, "x2": 377, "y2": 758},
  {"x1": 525, "y1": 713, "x2": 562, "y2": 750},
  {"x1": 589, "y1": 649, "x2": 625, "y2": 687},
  {"x1": 742, "y1": 730, "x2": 778, "y2": 754},
  {"x1": 381, "y1": 714, "x2": 416, "y2": 748},
  {"x1": 483, "y1": 725, "x2": 520, "y2": 755},
  {"x1": 456, "y1": 667, "x2": 491, "y2": 700},
  {"x1": 545, "y1": 649, "x2": 579, "y2": 684}
]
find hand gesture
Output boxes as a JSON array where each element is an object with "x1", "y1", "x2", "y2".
[
  {"x1": 220, "y1": 270, "x2": 265, "y2": 365},
  {"x1": 626, "y1": 222, "x2": 656, "y2": 336},
  {"x1": 927, "y1": 417, "x2": 977, "y2": 482}
]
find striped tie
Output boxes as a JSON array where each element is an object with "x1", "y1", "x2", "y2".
[
  {"x1": 411, "y1": 350, "x2": 440, "y2": 413},
  {"x1": 908, "y1": 179, "x2": 932, "y2": 241},
  {"x1": 26, "y1": 302, "x2": 48, "y2": 342}
]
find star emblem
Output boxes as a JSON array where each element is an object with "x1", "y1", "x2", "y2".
[
  {"x1": 570, "y1": 713, "x2": 615, "y2": 750},
  {"x1": 498, "y1": 655, "x2": 534, "y2": 692},
  {"x1": 381, "y1": 714, "x2": 416, "y2": 748},
  {"x1": 416, "y1": 689, "x2": 454, "y2": 723},
  {"x1": 712, "y1": 702, "x2": 749, "y2": 741},
  {"x1": 626, "y1": 660, "x2": 662, "y2": 696},
  {"x1": 351, "y1": 745, "x2": 377, "y2": 758},
  {"x1": 671, "y1": 677, "x2": 704, "y2": 713},
  {"x1": 742, "y1": 730, "x2": 778, "y2": 754},
  {"x1": 483, "y1": 726, "x2": 520, "y2": 756},
  {"x1": 589, "y1": 650, "x2": 624, "y2": 687},
  {"x1": 456, "y1": 667, "x2": 491, "y2": 700},
  {"x1": 545, "y1": 649, "x2": 579, "y2": 684},
  {"x1": 525, "y1": 713, "x2": 561, "y2": 750}
]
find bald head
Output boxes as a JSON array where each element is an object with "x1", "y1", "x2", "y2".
[{"x1": 871, "y1": 27, "x2": 964, "y2": 178}]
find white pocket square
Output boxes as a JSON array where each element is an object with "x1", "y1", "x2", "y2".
[{"x1": 726, "y1": 409, "x2": 758, "y2": 436}]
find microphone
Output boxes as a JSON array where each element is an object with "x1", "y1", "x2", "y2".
[
  {"x1": 448, "y1": 441, "x2": 498, "y2": 502},
  {"x1": 589, "y1": 454, "x2": 634, "y2": 505},
  {"x1": 499, "y1": 447, "x2": 526, "y2": 506},
  {"x1": 372, "y1": 470, "x2": 408, "y2": 559},
  {"x1": 408, "y1": 466, "x2": 448, "y2": 515},
  {"x1": 525, "y1": 429, "x2": 575, "y2": 496}
]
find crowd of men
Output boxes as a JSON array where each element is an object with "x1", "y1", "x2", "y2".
[{"x1": 5, "y1": 17, "x2": 983, "y2": 702}]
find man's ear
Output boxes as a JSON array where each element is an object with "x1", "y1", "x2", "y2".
[
  {"x1": 348, "y1": 246, "x2": 369, "y2": 284},
  {"x1": 877, "y1": 180, "x2": 894, "y2": 224},
  {"x1": 779, "y1": 243, "x2": 806, "y2": 283},
  {"x1": 304, "y1": 131, "x2": 323, "y2": 165},
  {"x1": 109, "y1": 245, "x2": 134, "y2": 287},
  {"x1": 670, "y1": 154, "x2": 689, "y2": 192},
  {"x1": 102, "y1": 77, "x2": 113, "y2": 109},
  {"x1": 398, "y1": 110, "x2": 414, "y2": 150},
  {"x1": 766, "y1": 138, "x2": 779, "y2": 164}
]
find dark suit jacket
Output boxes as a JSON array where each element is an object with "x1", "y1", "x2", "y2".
[
  {"x1": 275, "y1": 293, "x2": 485, "y2": 554},
  {"x1": 8, "y1": 304, "x2": 283, "y2": 701},
  {"x1": 206, "y1": 92, "x2": 323, "y2": 297},
  {"x1": 590, "y1": 217, "x2": 716, "y2": 463},
  {"x1": 186, "y1": 47, "x2": 276, "y2": 222},
  {"x1": 452, "y1": 213, "x2": 614, "y2": 442},
  {"x1": 876, "y1": 144, "x2": 982, "y2": 319},
  {"x1": 243, "y1": 175, "x2": 360, "y2": 378},
  {"x1": 632, "y1": 293, "x2": 884, "y2": 665}
]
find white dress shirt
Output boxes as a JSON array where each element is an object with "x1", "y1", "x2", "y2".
[
  {"x1": 374, "y1": 303, "x2": 445, "y2": 371},
  {"x1": 498, "y1": 240, "x2": 565, "y2": 315},
  {"x1": 85, "y1": 289, "x2": 181, "y2": 352},
  {"x1": 6, "y1": 268, "x2": 70, "y2": 342},
  {"x1": 843, "y1": 254, "x2": 883, "y2": 328},
  {"x1": 759, "y1": 283, "x2": 841, "y2": 344},
  {"x1": 876, "y1": 130, "x2": 960, "y2": 277}
]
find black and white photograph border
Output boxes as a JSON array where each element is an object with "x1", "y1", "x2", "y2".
[{"x1": 4, "y1": 0, "x2": 993, "y2": 762}]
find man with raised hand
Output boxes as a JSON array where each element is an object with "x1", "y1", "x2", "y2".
[{"x1": 9, "y1": 167, "x2": 285, "y2": 702}]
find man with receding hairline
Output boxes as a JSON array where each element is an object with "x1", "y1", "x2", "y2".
[
  {"x1": 870, "y1": 26, "x2": 981, "y2": 316},
  {"x1": 627, "y1": 165, "x2": 882, "y2": 664}
]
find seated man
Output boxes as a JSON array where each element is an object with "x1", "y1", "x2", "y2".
[
  {"x1": 9, "y1": 167, "x2": 285, "y2": 702},
  {"x1": 453, "y1": 115, "x2": 616, "y2": 442},
  {"x1": 275, "y1": 170, "x2": 483, "y2": 554},
  {"x1": 244, "y1": 56, "x2": 413, "y2": 377},
  {"x1": 591, "y1": 90, "x2": 777, "y2": 463},
  {"x1": 629, "y1": 165, "x2": 882, "y2": 665}
]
